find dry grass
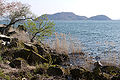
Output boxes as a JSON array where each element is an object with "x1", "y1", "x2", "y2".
[
  {"x1": 44, "y1": 33, "x2": 120, "y2": 70},
  {"x1": 44, "y1": 33, "x2": 93, "y2": 69},
  {"x1": 45, "y1": 32, "x2": 69, "y2": 55},
  {"x1": 99, "y1": 41, "x2": 120, "y2": 66},
  {"x1": 44, "y1": 32, "x2": 84, "y2": 55}
]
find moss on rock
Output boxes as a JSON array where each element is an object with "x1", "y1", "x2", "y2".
[
  {"x1": 47, "y1": 66, "x2": 63, "y2": 76},
  {"x1": 0, "y1": 69, "x2": 10, "y2": 80},
  {"x1": 70, "y1": 67, "x2": 86, "y2": 79},
  {"x1": 101, "y1": 66, "x2": 120, "y2": 76}
]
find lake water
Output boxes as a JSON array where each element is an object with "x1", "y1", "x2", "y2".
[
  {"x1": 1, "y1": 20, "x2": 120, "y2": 63},
  {"x1": 54, "y1": 20, "x2": 120, "y2": 56}
]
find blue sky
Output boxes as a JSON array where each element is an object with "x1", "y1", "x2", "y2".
[{"x1": 8, "y1": 0, "x2": 120, "y2": 19}]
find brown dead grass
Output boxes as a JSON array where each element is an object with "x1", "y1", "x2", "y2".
[
  {"x1": 44, "y1": 33, "x2": 95, "y2": 69},
  {"x1": 47, "y1": 32, "x2": 69, "y2": 55},
  {"x1": 45, "y1": 32, "x2": 84, "y2": 55},
  {"x1": 44, "y1": 33, "x2": 120, "y2": 70}
]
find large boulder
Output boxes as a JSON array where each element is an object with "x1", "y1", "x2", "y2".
[
  {"x1": 45, "y1": 53, "x2": 69, "y2": 65},
  {"x1": 34, "y1": 68, "x2": 45, "y2": 75},
  {"x1": 82, "y1": 71, "x2": 94, "y2": 80},
  {"x1": 93, "y1": 73, "x2": 108, "y2": 80},
  {"x1": 111, "y1": 75, "x2": 120, "y2": 80},
  {"x1": 82, "y1": 71, "x2": 108, "y2": 80},
  {"x1": 0, "y1": 34, "x2": 11, "y2": 45},
  {"x1": 1, "y1": 48, "x2": 47, "y2": 66},
  {"x1": 1, "y1": 40, "x2": 69, "y2": 66},
  {"x1": 70, "y1": 67, "x2": 86, "y2": 79},
  {"x1": 9, "y1": 59, "x2": 22, "y2": 69},
  {"x1": 7, "y1": 31, "x2": 16, "y2": 36},
  {"x1": 101, "y1": 66, "x2": 120, "y2": 76},
  {"x1": 0, "y1": 24, "x2": 6, "y2": 27},
  {"x1": 34, "y1": 43, "x2": 69, "y2": 65},
  {"x1": 17, "y1": 25, "x2": 27, "y2": 32},
  {"x1": 47, "y1": 66, "x2": 63, "y2": 76},
  {"x1": 9, "y1": 58, "x2": 27, "y2": 69}
]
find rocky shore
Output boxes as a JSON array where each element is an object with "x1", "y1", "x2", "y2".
[{"x1": 0, "y1": 25, "x2": 120, "y2": 80}]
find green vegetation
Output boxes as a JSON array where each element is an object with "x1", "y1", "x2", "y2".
[
  {"x1": 0, "y1": 56, "x2": 2, "y2": 63},
  {"x1": 0, "y1": 0, "x2": 120, "y2": 80},
  {"x1": 0, "y1": 69, "x2": 10, "y2": 80},
  {"x1": 24, "y1": 15, "x2": 55, "y2": 42}
]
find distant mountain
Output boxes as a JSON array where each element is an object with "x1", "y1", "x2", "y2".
[
  {"x1": 88, "y1": 15, "x2": 111, "y2": 20},
  {"x1": 39, "y1": 12, "x2": 112, "y2": 20},
  {"x1": 46, "y1": 12, "x2": 88, "y2": 20}
]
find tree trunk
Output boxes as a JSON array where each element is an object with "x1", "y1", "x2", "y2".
[{"x1": 30, "y1": 31, "x2": 39, "y2": 42}]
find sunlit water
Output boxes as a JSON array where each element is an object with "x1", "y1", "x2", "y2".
[
  {"x1": 53, "y1": 20, "x2": 120, "y2": 64},
  {"x1": 1, "y1": 20, "x2": 120, "y2": 64}
]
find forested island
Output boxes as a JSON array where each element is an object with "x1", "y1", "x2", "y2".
[
  {"x1": 46, "y1": 12, "x2": 112, "y2": 20},
  {"x1": 0, "y1": 0, "x2": 119, "y2": 80}
]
